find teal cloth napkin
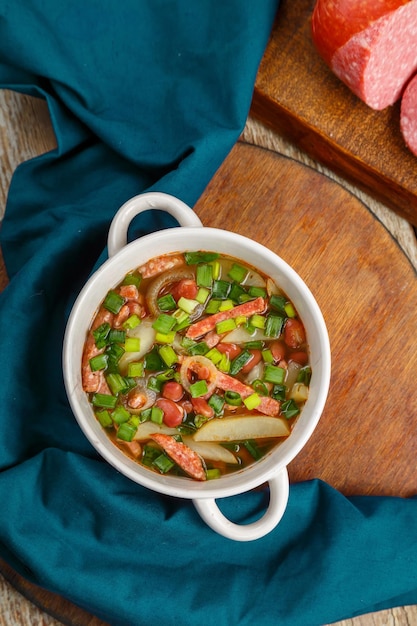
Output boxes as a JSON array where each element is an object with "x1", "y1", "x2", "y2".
[{"x1": 1, "y1": 2, "x2": 417, "y2": 625}]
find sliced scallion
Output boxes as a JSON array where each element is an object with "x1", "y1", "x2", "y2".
[
  {"x1": 117, "y1": 422, "x2": 137, "y2": 442},
  {"x1": 230, "y1": 350, "x2": 252, "y2": 375},
  {"x1": 123, "y1": 314, "x2": 141, "y2": 330},
  {"x1": 212, "y1": 279, "x2": 231, "y2": 300},
  {"x1": 96, "y1": 410, "x2": 113, "y2": 428},
  {"x1": 153, "y1": 453, "x2": 175, "y2": 474},
  {"x1": 159, "y1": 345, "x2": 178, "y2": 367},
  {"x1": 184, "y1": 251, "x2": 219, "y2": 264},
  {"x1": 128, "y1": 361, "x2": 144, "y2": 378},
  {"x1": 124, "y1": 337, "x2": 140, "y2": 352},
  {"x1": 92, "y1": 393, "x2": 118, "y2": 409},
  {"x1": 103, "y1": 290, "x2": 125, "y2": 314},
  {"x1": 112, "y1": 406, "x2": 131, "y2": 425},
  {"x1": 157, "y1": 293, "x2": 177, "y2": 311},
  {"x1": 265, "y1": 314, "x2": 284, "y2": 338},
  {"x1": 243, "y1": 393, "x2": 261, "y2": 411},
  {"x1": 215, "y1": 318, "x2": 236, "y2": 335},
  {"x1": 228, "y1": 263, "x2": 248, "y2": 283},
  {"x1": 152, "y1": 313, "x2": 177, "y2": 334},
  {"x1": 264, "y1": 364, "x2": 286, "y2": 385},
  {"x1": 224, "y1": 390, "x2": 242, "y2": 406},
  {"x1": 281, "y1": 399, "x2": 300, "y2": 419},
  {"x1": 196, "y1": 264, "x2": 213, "y2": 288},
  {"x1": 89, "y1": 353, "x2": 108, "y2": 372}
]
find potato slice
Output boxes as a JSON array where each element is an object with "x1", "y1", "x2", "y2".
[
  {"x1": 118, "y1": 320, "x2": 156, "y2": 374},
  {"x1": 133, "y1": 421, "x2": 177, "y2": 441},
  {"x1": 193, "y1": 415, "x2": 290, "y2": 442},
  {"x1": 183, "y1": 437, "x2": 239, "y2": 464}
]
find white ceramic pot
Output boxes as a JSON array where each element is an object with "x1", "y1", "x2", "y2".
[{"x1": 63, "y1": 192, "x2": 331, "y2": 541}]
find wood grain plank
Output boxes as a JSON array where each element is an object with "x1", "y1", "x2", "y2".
[
  {"x1": 252, "y1": 0, "x2": 417, "y2": 226},
  {"x1": 1, "y1": 89, "x2": 416, "y2": 626}
]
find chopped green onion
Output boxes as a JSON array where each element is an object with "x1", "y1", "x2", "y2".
[
  {"x1": 93, "y1": 323, "x2": 111, "y2": 349},
  {"x1": 121, "y1": 272, "x2": 142, "y2": 287},
  {"x1": 103, "y1": 290, "x2": 125, "y2": 314},
  {"x1": 205, "y1": 299, "x2": 221, "y2": 314},
  {"x1": 155, "y1": 330, "x2": 177, "y2": 344},
  {"x1": 270, "y1": 294, "x2": 287, "y2": 313},
  {"x1": 172, "y1": 309, "x2": 190, "y2": 327},
  {"x1": 128, "y1": 361, "x2": 144, "y2": 378},
  {"x1": 184, "y1": 251, "x2": 219, "y2": 264},
  {"x1": 159, "y1": 345, "x2": 178, "y2": 367},
  {"x1": 244, "y1": 440, "x2": 263, "y2": 460},
  {"x1": 215, "y1": 318, "x2": 236, "y2": 334},
  {"x1": 124, "y1": 337, "x2": 140, "y2": 352},
  {"x1": 117, "y1": 422, "x2": 137, "y2": 442},
  {"x1": 109, "y1": 329, "x2": 126, "y2": 344},
  {"x1": 92, "y1": 393, "x2": 118, "y2": 409},
  {"x1": 262, "y1": 349, "x2": 274, "y2": 363},
  {"x1": 190, "y1": 380, "x2": 208, "y2": 398},
  {"x1": 297, "y1": 366, "x2": 312, "y2": 385},
  {"x1": 144, "y1": 347, "x2": 164, "y2": 371},
  {"x1": 157, "y1": 293, "x2": 177, "y2": 311},
  {"x1": 123, "y1": 314, "x2": 141, "y2": 330},
  {"x1": 194, "y1": 414, "x2": 209, "y2": 428},
  {"x1": 147, "y1": 376, "x2": 163, "y2": 392},
  {"x1": 205, "y1": 347, "x2": 223, "y2": 365},
  {"x1": 230, "y1": 350, "x2": 252, "y2": 375},
  {"x1": 252, "y1": 379, "x2": 269, "y2": 396},
  {"x1": 152, "y1": 313, "x2": 177, "y2": 334},
  {"x1": 249, "y1": 314, "x2": 265, "y2": 329},
  {"x1": 229, "y1": 282, "x2": 247, "y2": 303},
  {"x1": 212, "y1": 279, "x2": 231, "y2": 299},
  {"x1": 264, "y1": 364, "x2": 286, "y2": 385},
  {"x1": 228, "y1": 263, "x2": 248, "y2": 283},
  {"x1": 206, "y1": 468, "x2": 221, "y2": 480},
  {"x1": 196, "y1": 287, "x2": 210, "y2": 304},
  {"x1": 218, "y1": 299, "x2": 234, "y2": 312},
  {"x1": 271, "y1": 384, "x2": 287, "y2": 401},
  {"x1": 181, "y1": 336, "x2": 196, "y2": 351},
  {"x1": 142, "y1": 444, "x2": 161, "y2": 466},
  {"x1": 284, "y1": 302, "x2": 296, "y2": 318},
  {"x1": 106, "y1": 373, "x2": 130, "y2": 395},
  {"x1": 89, "y1": 353, "x2": 108, "y2": 372},
  {"x1": 188, "y1": 342, "x2": 209, "y2": 356},
  {"x1": 156, "y1": 369, "x2": 175, "y2": 382},
  {"x1": 243, "y1": 393, "x2": 261, "y2": 411},
  {"x1": 96, "y1": 410, "x2": 113, "y2": 428},
  {"x1": 224, "y1": 390, "x2": 242, "y2": 406},
  {"x1": 248, "y1": 286, "x2": 267, "y2": 298},
  {"x1": 235, "y1": 315, "x2": 247, "y2": 327},
  {"x1": 208, "y1": 393, "x2": 225, "y2": 416},
  {"x1": 177, "y1": 297, "x2": 199, "y2": 314},
  {"x1": 245, "y1": 340, "x2": 264, "y2": 349},
  {"x1": 217, "y1": 353, "x2": 231, "y2": 372},
  {"x1": 281, "y1": 399, "x2": 300, "y2": 419},
  {"x1": 112, "y1": 406, "x2": 131, "y2": 425},
  {"x1": 105, "y1": 343, "x2": 125, "y2": 369},
  {"x1": 140, "y1": 408, "x2": 152, "y2": 422},
  {"x1": 153, "y1": 453, "x2": 175, "y2": 474},
  {"x1": 196, "y1": 264, "x2": 213, "y2": 288},
  {"x1": 265, "y1": 314, "x2": 285, "y2": 338},
  {"x1": 151, "y1": 406, "x2": 164, "y2": 424},
  {"x1": 210, "y1": 260, "x2": 220, "y2": 280}
]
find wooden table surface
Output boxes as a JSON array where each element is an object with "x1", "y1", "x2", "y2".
[{"x1": 1, "y1": 90, "x2": 417, "y2": 626}]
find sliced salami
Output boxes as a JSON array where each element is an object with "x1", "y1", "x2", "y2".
[
  {"x1": 312, "y1": 0, "x2": 417, "y2": 110},
  {"x1": 401, "y1": 73, "x2": 417, "y2": 155},
  {"x1": 185, "y1": 297, "x2": 266, "y2": 339}
]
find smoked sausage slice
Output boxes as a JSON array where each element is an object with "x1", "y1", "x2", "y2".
[
  {"x1": 401, "y1": 74, "x2": 417, "y2": 156},
  {"x1": 311, "y1": 0, "x2": 417, "y2": 110}
]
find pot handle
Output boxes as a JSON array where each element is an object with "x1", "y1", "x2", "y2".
[
  {"x1": 193, "y1": 467, "x2": 289, "y2": 542},
  {"x1": 108, "y1": 192, "x2": 204, "y2": 258}
]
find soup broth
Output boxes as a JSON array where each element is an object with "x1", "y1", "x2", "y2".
[{"x1": 82, "y1": 251, "x2": 311, "y2": 481}]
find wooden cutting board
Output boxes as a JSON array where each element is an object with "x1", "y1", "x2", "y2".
[
  {"x1": 0, "y1": 141, "x2": 416, "y2": 626},
  {"x1": 251, "y1": 0, "x2": 417, "y2": 226}
]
